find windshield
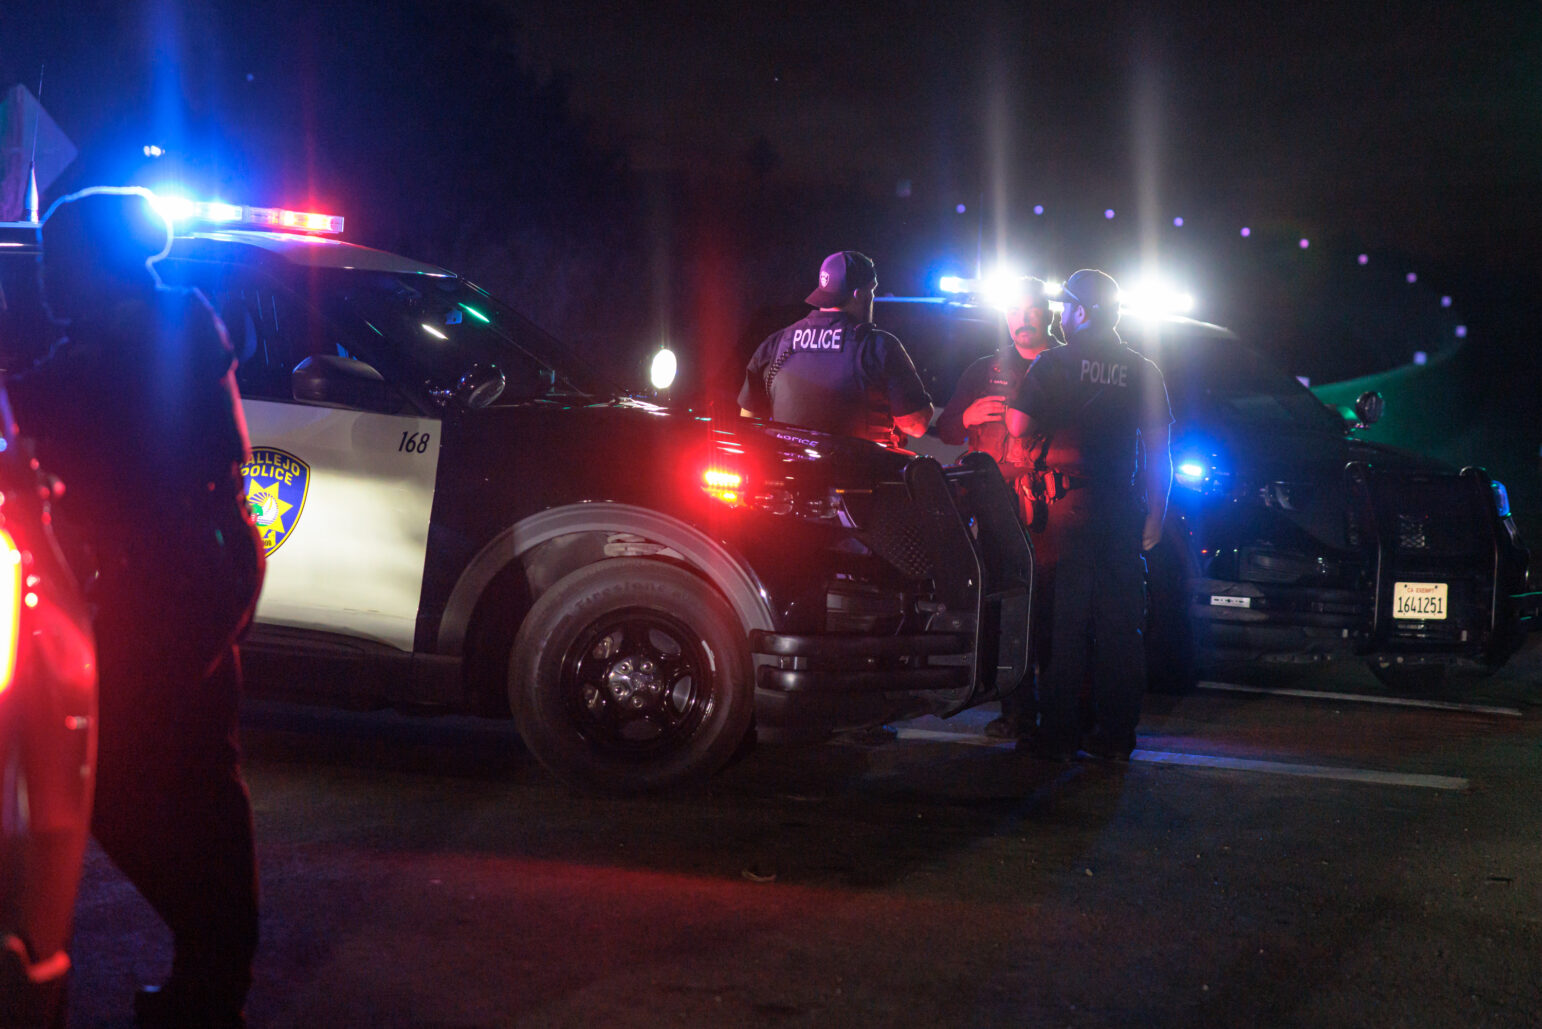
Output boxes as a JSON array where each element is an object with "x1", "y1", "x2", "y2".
[
  {"x1": 314, "y1": 268, "x2": 615, "y2": 400},
  {"x1": 1159, "y1": 339, "x2": 1345, "y2": 433}
]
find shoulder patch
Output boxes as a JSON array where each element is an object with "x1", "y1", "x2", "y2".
[{"x1": 242, "y1": 446, "x2": 311, "y2": 556}]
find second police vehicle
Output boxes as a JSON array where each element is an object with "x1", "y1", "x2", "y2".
[
  {"x1": 0, "y1": 200, "x2": 1034, "y2": 795},
  {"x1": 809, "y1": 284, "x2": 1537, "y2": 694}
]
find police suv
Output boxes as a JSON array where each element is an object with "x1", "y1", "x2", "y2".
[
  {"x1": 830, "y1": 294, "x2": 1538, "y2": 692},
  {"x1": 0, "y1": 205, "x2": 1032, "y2": 793}
]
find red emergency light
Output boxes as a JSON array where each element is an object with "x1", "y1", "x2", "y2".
[{"x1": 0, "y1": 528, "x2": 21, "y2": 695}]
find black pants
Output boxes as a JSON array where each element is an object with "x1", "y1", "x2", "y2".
[
  {"x1": 88, "y1": 512, "x2": 263, "y2": 1011},
  {"x1": 1033, "y1": 490, "x2": 1148, "y2": 745}
]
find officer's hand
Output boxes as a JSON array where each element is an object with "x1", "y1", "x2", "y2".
[
  {"x1": 1141, "y1": 519, "x2": 1164, "y2": 552},
  {"x1": 961, "y1": 395, "x2": 1008, "y2": 428}
]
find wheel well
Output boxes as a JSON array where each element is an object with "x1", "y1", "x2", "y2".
[{"x1": 458, "y1": 532, "x2": 743, "y2": 715}]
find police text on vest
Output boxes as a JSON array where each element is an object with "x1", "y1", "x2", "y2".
[
  {"x1": 792, "y1": 327, "x2": 845, "y2": 351},
  {"x1": 1081, "y1": 359, "x2": 1128, "y2": 386}
]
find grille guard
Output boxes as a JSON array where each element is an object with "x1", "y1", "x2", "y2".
[{"x1": 751, "y1": 453, "x2": 1033, "y2": 710}]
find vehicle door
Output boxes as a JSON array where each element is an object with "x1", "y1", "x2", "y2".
[{"x1": 165, "y1": 262, "x2": 440, "y2": 651}]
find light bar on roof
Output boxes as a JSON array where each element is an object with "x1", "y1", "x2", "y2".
[{"x1": 150, "y1": 193, "x2": 345, "y2": 234}]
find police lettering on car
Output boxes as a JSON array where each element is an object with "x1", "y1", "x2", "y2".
[
  {"x1": 1006, "y1": 268, "x2": 1173, "y2": 762},
  {"x1": 739, "y1": 250, "x2": 933, "y2": 446}
]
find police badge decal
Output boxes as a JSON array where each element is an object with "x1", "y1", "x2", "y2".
[{"x1": 242, "y1": 446, "x2": 311, "y2": 556}]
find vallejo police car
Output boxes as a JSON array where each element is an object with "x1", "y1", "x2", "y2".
[{"x1": 1, "y1": 201, "x2": 1034, "y2": 793}]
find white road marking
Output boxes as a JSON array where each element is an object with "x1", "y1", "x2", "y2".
[
  {"x1": 1132, "y1": 750, "x2": 1469, "y2": 791},
  {"x1": 1196, "y1": 680, "x2": 1523, "y2": 718},
  {"x1": 896, "y1": 727, "x2": 1014, "y2": 749},
  {"x1": 892, "y1": 727, "x2": 1469, "y2": 791}
]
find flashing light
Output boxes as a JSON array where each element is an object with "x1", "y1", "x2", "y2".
[
  {"x1": 1119, "y1": 277, "x2": 1197, "y2": 317},
  {"x1": 939, "y1": 275, "x2": 969, "y2": 295},
  {"x1": 649, "y1": 347, "x2": 678, "y2": 390},
  {"x1": 0, "y1": 530, "x2": 20, "y2": 695},
  {"x1": 981, "y1": 269, "x2": 1025, "y2": 310},
  {"x1": 1175, "y1": 460, "x2": 1208, "y2": 490},
  {"x1": 955, "y1": 204, "x2": 967, "y2": 214},
  {"x1": 142, "y1": 144, "x2": 165, "y2": 158},
  {"x1": 702, "y1": 467, "x2": 745, "y2": 506},
  {"x1": 1103, "y1": 209, "x2": 1115, "y2": 219},
  {"x1": 148, "y1": 193, "x2": 197, "y2": 222},
  {"x1": 1033, "y1": 205, "x2": 1044, "y2": 216},
  {"x1": 147, "y1": 191, "x2": 345, "y2": 234},
  {"x1": 1173, "y1": 216, "x2": 1184, "y2": 227},
  {"x1": 1240, "y1": 227, "x2": 1251, "y2": 237}
]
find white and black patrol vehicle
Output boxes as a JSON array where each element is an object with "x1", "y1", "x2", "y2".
[{"x1": 0, "y1": 204, "x2": 1033, "y2": 793}]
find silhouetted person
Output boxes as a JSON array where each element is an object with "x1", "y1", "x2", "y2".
[{"x1": 9, "y1": 187, "x2": 264, "y2": 1028}]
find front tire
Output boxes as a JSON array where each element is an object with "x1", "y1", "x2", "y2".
[{"x1": 509, "y1": 559, "x2": 754, "y2": 793}]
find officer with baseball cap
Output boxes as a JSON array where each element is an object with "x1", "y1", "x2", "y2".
[
  {"x1": 739, "y1": 251, "x2": 933, "y2": 445},
  {"x1": 1005, "y1": 268, "x2": 1173, "y2": 761}
]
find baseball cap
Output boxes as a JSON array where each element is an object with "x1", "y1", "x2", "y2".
[
  {"x1": 806, "y1": 250, "x2": 877, "y2": 307},
  {"x1": 1056, "y1": 268, "x2": 1120, "y2": 314}
]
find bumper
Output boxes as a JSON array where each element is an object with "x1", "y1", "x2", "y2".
[{"x1": 751, "y1": 453, "x2": 1032, "y2": 731}]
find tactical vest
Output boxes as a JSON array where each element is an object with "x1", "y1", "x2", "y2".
[
  {"x1": 764, "y1": 318, "x2": 898, "y2": 446},
  {"x1": 967, "y1": 351, "x2": 1039, "y2": 477}
]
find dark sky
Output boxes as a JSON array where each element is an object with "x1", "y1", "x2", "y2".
[
  {"x1": 507, "y1": 0, "x2": 1541, "y2": 270},
  {"x1": 4, "y1": 0, "x2": 1538, "y2": 375}
]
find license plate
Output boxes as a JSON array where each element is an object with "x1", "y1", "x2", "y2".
[{"x1": 1392, "y1": 581, "x2": 1447, "y2": 620}]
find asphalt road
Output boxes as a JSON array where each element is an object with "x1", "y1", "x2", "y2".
[{"x1": 63, "y1": 641, "x2": 1542, "y2": 1028}]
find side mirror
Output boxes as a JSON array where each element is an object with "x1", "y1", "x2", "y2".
[
  {"x1": 1353, "y1": 390, "x2": 1385, "y2": 428},
  {"x1": 291, "y1": 355, "x2": 402, "y2": 414}
]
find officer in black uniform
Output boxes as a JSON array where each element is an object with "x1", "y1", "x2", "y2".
[
  {"x1": 1005, "y1": 268, "x2": 1172, "y2": 761},
  {"x1": 9, "y1": 187, "x2": 265, "y2": 1028},
  {"x1": 934, "y1": 277, "x2": 1058, "y2": 737},
  {"x1": 739, "y1": 251, "x2": 933, "y2": 445}
]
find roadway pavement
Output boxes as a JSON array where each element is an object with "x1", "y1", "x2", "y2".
[{"x1": 62, "y1": 640, "x2": 1542, "y2": 1027}]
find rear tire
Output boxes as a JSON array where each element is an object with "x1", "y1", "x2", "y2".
[{"x1": 509, "y1": 559, "x2": 754, "y2": 793}]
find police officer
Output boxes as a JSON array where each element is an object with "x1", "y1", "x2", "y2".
[
  {"x1": 740, "y1": 250, "x2": 933, "y2": 445},
  {"x1": 934, "y1": 277, "x2": 1058, "y2": 737},
  {"x1": 1005, "y1": 268, "x2": 1172, "y2": 761},
  {"x1": 9, "y1": 187, "x2": 265, "y2": 1027}
]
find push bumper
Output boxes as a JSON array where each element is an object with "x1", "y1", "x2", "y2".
[{"x1": 751, "y1": 453, "x2": 1032, "y2": 713}]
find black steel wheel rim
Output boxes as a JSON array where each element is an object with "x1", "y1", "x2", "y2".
[{"x1": 558, "y1": 607, "x2": 714, "y2": 757}]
